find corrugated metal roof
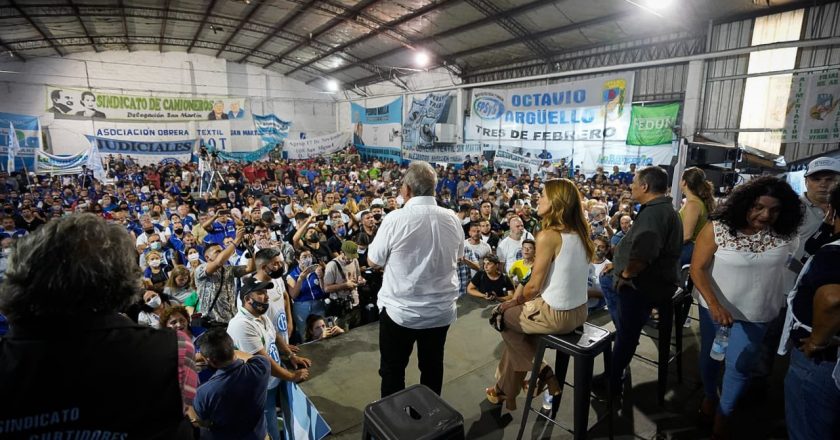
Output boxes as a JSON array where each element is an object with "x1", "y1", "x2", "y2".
[{"x1": 0, "y1": 0, "x2": 810, "y2": 89}]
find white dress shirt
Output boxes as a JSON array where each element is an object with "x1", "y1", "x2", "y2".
[{"x1": 368, "y1": 196, "x2": 465, "y2": 329}]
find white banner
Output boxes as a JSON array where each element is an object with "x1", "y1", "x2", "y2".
[
  {"x1": 47, "y1": 119, "x2": 262, "y2": 156},
  {"x1": 46, "y1": 86, "x2": 248, "y2": 122},
  {"x1": 781, "y1": 70, "x2": 840, "y2": 143},
  {"x1": 285, "y1": 132, "x2": 350, "y2": 160},
  {"x1": 36, "y1": 149, "x2": 92, "y2": 175},
  {"x1": 466, "y1": 73, "x2": 634, "y2": 150}
]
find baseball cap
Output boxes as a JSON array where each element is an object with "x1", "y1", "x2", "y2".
[
  {"x1": 804, "y1": 157, "x2": 840, "y2": 177},
  {"x1": 341, "y1": 240, "x2": 358, "y2": 259},
  {"x1": 240, "y1": 277, "x2": 273, "y2": 298}
]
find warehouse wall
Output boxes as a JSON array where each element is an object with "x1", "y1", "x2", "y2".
[{"x1": 0, "y1": 51, "x2": 337, "y2": 153}]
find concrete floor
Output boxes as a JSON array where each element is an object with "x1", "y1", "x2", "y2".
[{"x1": 297, "y1": 296, "x2": 789, "y2": 439}]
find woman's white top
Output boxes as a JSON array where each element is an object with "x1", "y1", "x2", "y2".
[
  {"x1": 696, "y1": 221, "x2": 797, "y2": 322},
  {"x1": 541, "y1": 232, "x2": 589, "y2": 311}
]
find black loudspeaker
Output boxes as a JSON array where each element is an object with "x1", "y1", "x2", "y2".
[
  {"x1": 699, "y1": 166, "x2": 738, "y2": 195},
  {"x1": 687, "y1": 143, "x2": 740, "y2": 166}
]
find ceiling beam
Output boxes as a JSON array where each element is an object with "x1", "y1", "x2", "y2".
[
  {"x1": 317, "y1": 0, "x2": 562, "y2": 80},
  {"x1": 463, "y1": 0, "x2": 553, "y2": 63},
  {"x1": 286, "y1": 0, "x2": 460, "y2": 75},
  {"x1": 235, "y1": 0, "x2": 319, "y2": 64},
  {"x1": 159, "y1": 0, "x2": 170, "y2": 53},
  {"x1": 445, "y1": 11, "x2": 632, "y2": 61},
  {"x1": 8, "y1": 0, "x2": 63, "y2": 56},
  {"x1": 67, "y1": 0, "x2": 99, "y2": 52},
  {"x1": 187, "y1": 0, "x2": 217, "y2": 52},
  {"x1": 118, "y1": 0, "x2": 130, "y2": 51},
  {"x1": 215, "y1": 0, "x2": 268, "y2": 58},
  {"x1": 0, "y1": 37, "x2": 25, "y2": 62},
  {"x1": 262, "y1": 0, "x2": 385, "y2": 70}
]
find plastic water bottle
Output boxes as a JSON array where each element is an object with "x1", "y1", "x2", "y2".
[
  {"x1": 541, "y1": 390, "x2": 553, "y2": 411},
  {"x1": 710, "y1": 326, "x2": 730, "y2": 361}
]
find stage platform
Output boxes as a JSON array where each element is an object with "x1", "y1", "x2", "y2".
[{"x1": 297, "y1": 296, "x2": 789, "y2": 439}]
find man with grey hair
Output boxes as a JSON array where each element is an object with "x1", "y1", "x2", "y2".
[
  {"x1": 368, "y1": 161, "x2": 465, "y2": 397},
  {"x1": 0, "y1": 214, "x2": 194, "y2": 438}
]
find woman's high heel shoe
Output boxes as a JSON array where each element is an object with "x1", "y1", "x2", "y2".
[{"x1": 522, "y1": 366, "x2": 563, "y2": 398}]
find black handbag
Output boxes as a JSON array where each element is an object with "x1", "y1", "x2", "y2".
[{"x1": 489, "y1": 304, "x2": 506, "y2": 332}]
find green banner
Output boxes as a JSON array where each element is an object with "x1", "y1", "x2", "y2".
[{"x1": 626, "y1": 103, "x2": 680, "y2": 146}]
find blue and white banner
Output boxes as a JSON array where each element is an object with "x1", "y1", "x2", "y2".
[
  {"x1": 0, "y1": 112, "x2": 41, "y2": 172},
  {"x1": 279, "y1": 382, "x2": 331, "y2": 440},
  {"x1": 402, "y1": 92, "x2": 453, "y2": 149},
  {"x1": 351, "y1": 98, "x2": 403, "y2": 161},
  {"x1": 254, "y1": 114, "x2": 291, "y2": 148},
  {"x1": 401, "y1": 143, "x2": 489, "y2": 164},
  {"x1": 285, "y1": 132, "x2": 350, "y2": 160},
  {"x1": 85, "y1": 135, "x2": 195, "y2": 165},
  {"x1": 36, "y1": 149, "x2": 92, "y2": 175}
]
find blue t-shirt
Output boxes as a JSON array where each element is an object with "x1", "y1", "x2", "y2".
[
  {"x1": 194, "y1": 357, "x2": 270, "y2": 440},
  {"x1": 204, "y1": 220, "x2": 236, "y2": 245},
  {"x1": 287, "y1": 266, "x2": 326, "y2": 301}
]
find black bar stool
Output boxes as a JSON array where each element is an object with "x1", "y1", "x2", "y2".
[
  {"x1": 362, "y1": 384, "x2": 464, "y2": 440},
  {"x1": 633, "y1": 265, "x2": 693, "y2": 405},
  {"x1": 516, "y1": 322, "x2": 614, "y2": 440}
]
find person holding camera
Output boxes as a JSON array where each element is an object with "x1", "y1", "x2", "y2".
[
  {"x1": 467, "y1": 254, "x2": 514, "y2": 302},
  {"x1": 292, "y1": 214, "x2": 332, "y2": 264},
  {"x1": 201, "y1": 207, "x2": 242, "y2": 246},
  {"x1": 287, "y1": 250, "x2": 327, "y2": 342},
  {"x1": 194, "y1": 228, "x2": 255, "y2": 326},
  {"x1": 323, "y1": 241, "x2": 365, "y2": 330}
]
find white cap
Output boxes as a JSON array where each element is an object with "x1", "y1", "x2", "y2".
[{"x1": 804, "y1": 157, "x2": 840, "y2": 177}]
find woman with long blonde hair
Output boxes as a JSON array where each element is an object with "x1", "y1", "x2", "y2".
[{"x1": 486, "y1": 178, "x2": 594, "y2": 411}]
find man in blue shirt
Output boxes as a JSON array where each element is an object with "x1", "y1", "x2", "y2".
[
  {"x1": 202, "y1": 209, "x2": 240, "y2": 246},
  {"x1": 193, "y1": 328, "x2": 271, "y2": 440},
  {"x1": 0, "y1": 217, "x2": 27, "y2": 239}
]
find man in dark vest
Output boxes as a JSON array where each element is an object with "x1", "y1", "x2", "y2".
[{"x1": 0, "y1": 213, "x2": 195, "y2": 439}]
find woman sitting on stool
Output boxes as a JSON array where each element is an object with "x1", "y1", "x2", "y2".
[{"x1": 486, "y1": 178, "x2": 594, "y2": 411}]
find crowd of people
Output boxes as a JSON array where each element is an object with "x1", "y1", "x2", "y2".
[{"x1": 0, "y1": 148, "x2": 838, "y2": 440}]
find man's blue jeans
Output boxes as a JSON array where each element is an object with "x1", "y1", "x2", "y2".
[
  {"x1": 784, "y1": 348, "x2": 840, "y2": 440},
  {"x1": 599, "y1": 273, "x2": 621, "y2": 331},
  {"x1": 697, "y1": 306, "x2": 768, "y2": 415},
  {"x1": 609, "y1": 284, "x2": 672, "y2": 391},
  {"x1": 265, "y1": 385, "x2": 281, "y2": 440}
]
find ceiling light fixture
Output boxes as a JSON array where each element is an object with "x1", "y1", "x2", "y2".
[
  {"x1": 622, "y1": 0, "x2": 673, "y2": 17},
  {"x1": 210, "y1": 25, "x2": 223, "y2": 34},
  {"x1": 325, "y1": 79, "x2": 339, "y2": 92},
  {"x1": 414, "y1": 51, "x2": 430, "y2": 68}
]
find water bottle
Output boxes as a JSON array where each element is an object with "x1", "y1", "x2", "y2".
[
  {"x1": 541, "y1": 389, "x2": 553, "y2": 411},
  {"x1": 710, "y1": 326, "x2": 730, "y2": 361}
]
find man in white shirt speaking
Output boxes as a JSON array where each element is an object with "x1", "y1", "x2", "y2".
[{"x1": 368, "y1": 161, "x2": 465, "y2": 397}]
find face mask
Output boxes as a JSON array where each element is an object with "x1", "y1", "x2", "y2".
[
  {"x1": 357, "y1": 246, "x2": 367, "y2": 253},
  {"x1": 188, "y1": 253, "x2": 200, "y2": 262},
  {"x1": 300, "y1": 257, "x2": 313, "y2": 268},
  {"x1": 150, "y1": 242, "x2": 161, "y2": 251},
  {"x1": 228, "y1": 180, "x2": 236, "y2": 185},
  {"x1": 142, "y1": 206, "x2": 150, "y2": 212},
  {"x1": 595, "y1": 249, "x2": 606, "y2": 259},
  {"x1": 148, "y1": 259, "x2": 161, "y2": 268},
  {"x1": 312, "y1": 326, "x2": 324, "y2": 340},
  {"x1": 144, "y1": 227, "x2": 155, "y2": 235},
  {"x1": 146, "y1": 296, "x2": 162, "y2": 308},
  {"x1": 337, "y1": 226, "x2": 346, "y2": 237},
  {"x1": 268, "y1": 267, "x2": 285, "y2": 279},
  {"x1": 249, "y1": 297, "x2": 269, "y2": 315},
  {"x1": 307, "y1": 234, "x2": 320, "y2": 243},
  {"x1": 2, "y1": 248, "x2": 11, "y2": 256},
  {"x1": 174, "y1": 228, "x2": 183, "y2": 235}
]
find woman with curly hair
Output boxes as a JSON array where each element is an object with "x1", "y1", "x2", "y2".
[{"x1": 690, "y1": 176, "x2": 803, "y2": 438}]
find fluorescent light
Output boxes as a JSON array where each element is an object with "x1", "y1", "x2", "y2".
[
  {"x1": 414, "y1": 51, "x2": 430, "y2": 67},
  {"x1": 325, "y1": 79, "x2": 339, "y2": 92}
]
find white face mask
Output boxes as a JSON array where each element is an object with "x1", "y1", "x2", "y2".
[
  {"x1": 146, "y1": 296, "x2": 162, "y2": 308},
  {"x1": 188, "y1": 253, "x2": 200, "y2": 261},
  {"x1": 300, "y1": 257, "x2": 313, "y2": 268},
  {"x1": 148, "y1": 259, "x2": 161, "y2": 268}
]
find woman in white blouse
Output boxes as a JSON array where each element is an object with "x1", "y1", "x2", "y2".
[
  {"x1": 486, "y1": 179, "x2": 593, "y2": 411},
  {"x1": 690, "y1": 176, "x2": 803, "y2": 438}
]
